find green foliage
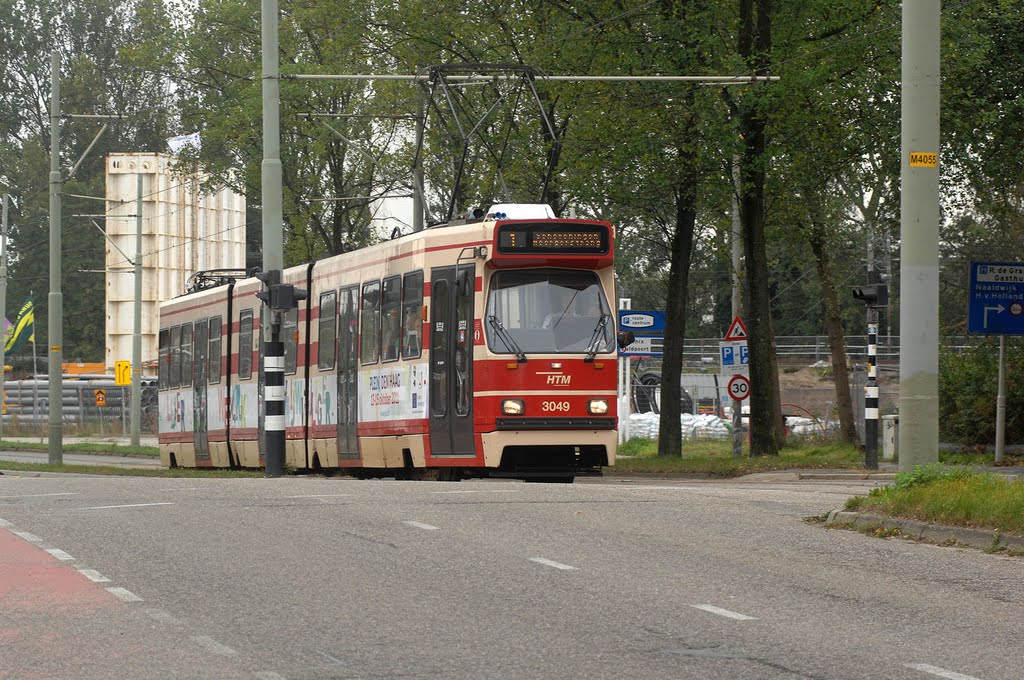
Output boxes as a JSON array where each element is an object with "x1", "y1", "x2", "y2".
[
  {"x1": 850, "y1": 472, "x2": 1024, "y2": 535},
  {"x1": 938, "y1": 341, "x2": 1024, "y2": 447},
  {"x1": 892, "y1": 463, "x2": 976, "y2": 492},
  {"x1": 610, "y1": 438, "x2": 861, "y2": 476}
]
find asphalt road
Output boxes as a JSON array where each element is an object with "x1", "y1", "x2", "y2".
[{"x1": 1, "y1": 472, "x2": 1021, "y2": 679}]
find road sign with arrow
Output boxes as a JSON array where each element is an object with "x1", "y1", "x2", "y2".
[{"x1": 968, "y1": 262, "x2": 1024, "y2": 335}]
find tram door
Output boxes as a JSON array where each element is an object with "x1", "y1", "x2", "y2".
[
  {"x1": 429, "y1": 265, "x2": 475, "y2": 456},
  {"x1": 337, "y1": 286, "x2": 360, "y2": 459},
  {"x1": 193, "y1": 318, "x2": 210, "y2": 461}
]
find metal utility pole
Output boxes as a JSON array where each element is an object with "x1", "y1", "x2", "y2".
[
  {"x1": 995, "y1": 335, "x2": 1006, "y2": 464},
  {"x1": 48, "y1": 51, "x2": 63, "y2": 465},
  {"x1": 898, "y1": 1, "x2": 940, "y2": 471},
  {"x1": 131, "y1": 172, "x2": 143, "y2": 447},
  {"x1": 0, "y1": 194, "x2": 8, "y2": 443},
  {"x1": 261, "y1": 0, "x2": 285, "y2": 476}
]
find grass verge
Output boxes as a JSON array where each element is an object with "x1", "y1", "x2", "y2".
[
  {"x1": 845, "y1": 463, "x2": 1024, "y2": 535},
  {"x1": 0, "y1": 439, "x2": 159, "y2": 457},
  {"x1": 608, "y1": 438, "x2": 863, "y2": 477}
]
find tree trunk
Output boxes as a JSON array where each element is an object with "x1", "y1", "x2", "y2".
[
  {"x1": 738, "y1": 0, "x2": 783, "y2": 456},
  {"x1": 808, "y1": 222, "x2": 859, "y2": 445},
  {"x1": 657, "y1": 142, "x2": 699, "y2": 457}
]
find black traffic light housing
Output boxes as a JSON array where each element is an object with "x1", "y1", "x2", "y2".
[
  {"x1": 255, "y1": 269, "x2": 308, "y2": 310},
  {"x1": 851, "y1": 283, "x2": 888, "y2": 307}
]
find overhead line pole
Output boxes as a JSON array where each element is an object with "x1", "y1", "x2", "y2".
[
  {"x1": 898, "y1": 1, "x2": 940, "y2": 471},
  {"x1": 131, "y1": 172, "x2": 143, "y2": 447},
  {"x1": 261, "y1": 0, "x2": 286, "y2": 477},
  {"x1": 48, "y1": 51, "x2": 63, "y2": 465},
  {"x1": 0, "y1": 194, "x2": 8, "y2": 443}
]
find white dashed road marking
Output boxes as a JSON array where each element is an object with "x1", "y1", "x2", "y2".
[
  {"x1": 404, "y1": 521, "x2": 439, "y2": 531},
  {"x1": 79, "y1": 502, "x2": 175, "y2": 510},
  {"x1": 144, "y1": 609, "x2": 182, "y2": 625},
  {"x1": 191, "y1": 635, "x2": 238, "y2": 656},
  {"x1": 45, "y1": 548, "x2": 75, "y2": 561},
  {"x1": 78, "y1": 568, "x2": 111, "y2": 583},
  {"x1": 906, "y1": 663, "x2": 982, "y2": 680},
  {"x1": 690, "y1": 604, "x2": 757, "y2": 621},
  {"x1": 285, "y1": 494, "x2": 352, "y2": 499},
  {"x1": 105, "y1": 587, "x2": 143, "y2": 602},
  {"x1": 431, "y1": 489, "x2": 519, "y2": 494},
  {"x1": 528, "y1": 557, "x2": 578, "y2": 571}
]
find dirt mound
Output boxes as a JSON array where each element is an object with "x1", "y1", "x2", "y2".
[{"x1": 779, "y1": 367, "x2": 833, "y2": 388}]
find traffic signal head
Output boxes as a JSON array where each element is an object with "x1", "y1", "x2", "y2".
[
  {"x1": 851, "y1": 283, "x2": 888, "y2": 307},
  {"x1": 254, "y1": 269, "x2": 280, "y2": 305},
  {"x1": 271, "y1": 284, "x2": 307, "y2": 310}
]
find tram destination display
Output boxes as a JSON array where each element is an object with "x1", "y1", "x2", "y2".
[{"x1": 497, "y1": 222, "x2": 608, "y2": 254}]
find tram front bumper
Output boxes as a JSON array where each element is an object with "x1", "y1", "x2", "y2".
[{"x1": 479, "y1": 428, "x2": 617, "y2": 469}]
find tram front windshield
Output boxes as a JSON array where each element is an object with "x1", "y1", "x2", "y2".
[{"x1": 486, "y1": 269, "x2": 614, "y2": 355}]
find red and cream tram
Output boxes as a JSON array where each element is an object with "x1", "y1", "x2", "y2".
[{"x1": 158, "y1": 204, "x2": 620, "y2": 481}]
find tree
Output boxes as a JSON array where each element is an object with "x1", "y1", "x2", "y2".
[{"x1": 728, "y1": 0, "x2": 784, "y2": 456}]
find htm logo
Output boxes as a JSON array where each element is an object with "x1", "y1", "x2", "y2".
[{"x1": 546, "y1": 375, "x2": 571, "y2": 385}]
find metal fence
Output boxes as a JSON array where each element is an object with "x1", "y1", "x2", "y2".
[
  {"x1": 1, "y1": 376, "x2": 158, "y2": 436},
  {"x1": 629, "y1": 368, "x2": 899, "y2": 443}
]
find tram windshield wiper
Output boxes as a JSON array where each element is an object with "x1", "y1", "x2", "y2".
[
  {"x1": 488, "y1": 315, "x2": 527, "y2": 363},
  {"x1": 583, "y1": 314, "x2": 611, "y2": 363}
]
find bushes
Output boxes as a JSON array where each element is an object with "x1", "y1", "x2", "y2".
[{"x1": 938, "y1": 340, "x2": 1024, "y2": 447}]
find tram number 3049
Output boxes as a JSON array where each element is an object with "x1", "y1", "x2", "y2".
[{"x1": 542, "y1": 400, "x2": 571, "y2": 412}]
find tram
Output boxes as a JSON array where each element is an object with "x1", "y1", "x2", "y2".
[{"x1": 158, "y1": 203, "x2": 623, "y2": 481}]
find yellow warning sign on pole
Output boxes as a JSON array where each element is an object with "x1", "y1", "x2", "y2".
[
  {"x1": 115, "y1": 361, "x2": 131, "y2": 386},
  {"x1": 94, "y1": 389, "x2": 107, "y2": 407}
]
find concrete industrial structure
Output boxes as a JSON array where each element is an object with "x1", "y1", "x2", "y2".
[{"x1": 103, "y1": 153, "x2": 246, "y2": 373}]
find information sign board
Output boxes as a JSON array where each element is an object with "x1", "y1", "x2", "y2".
[
  {"x1": 115, "y1": 360, "x2": 131, "y2": 386},
  {"x1": 618, "y1": 311, "x2": 666, "y2": 333},
  {"x1": 618, "y1": 335, "x2": 664, "y2": 357},
  {"x1": 968, "y1": 262, "x2": 1024, "y2": 335},
  {"x1": 618, "y1": 310, "x2": 665, "y2": 356},
  {"x1": 719, "y1": 340, "x2": 749, "y2": 375}
]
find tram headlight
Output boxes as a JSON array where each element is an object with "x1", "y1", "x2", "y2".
[
  {"x1": 587, "y1": 399, "x2": 609, "y2": 415},
  {"x1": 502, "y1": 399, "x2": 525, "y2": 415}
]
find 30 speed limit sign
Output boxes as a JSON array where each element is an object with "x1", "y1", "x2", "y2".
[{"x1": 727, "y1": 374, "x2": 750, "y2": 401}]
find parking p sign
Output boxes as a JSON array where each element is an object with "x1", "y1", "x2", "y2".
[{"x1": 719, "y1": 340, "x2": 749, "y2": 375}]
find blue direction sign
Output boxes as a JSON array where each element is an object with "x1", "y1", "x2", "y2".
[
  {"x1": 618, "y1": 310, "x2": 665, "y2": 356},
  {"x1": 618, "y1": 310, "x2": 666, "y2": 332},
  {"x1": 968, "y1": 262, "x2": 1024, "y2": 335}
]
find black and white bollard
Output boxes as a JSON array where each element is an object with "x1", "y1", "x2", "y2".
[
  {"x1": 864, "y1": 319, "x2": 879, "y2": 469},
  {"x1": 264, "y1": 337, "x2": 285, "y2": 477}
]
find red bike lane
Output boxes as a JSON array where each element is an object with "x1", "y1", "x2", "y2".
[{"x1": 0, "y1": 527, "x2": 255, "y2": 679}]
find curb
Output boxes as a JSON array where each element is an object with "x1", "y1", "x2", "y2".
[
  {"x1": 798, "y1": 472, "x2": 896, "y2": 481},
  {"x1": 826, "y1": 510, "x2": 1024, "y2": 553}
]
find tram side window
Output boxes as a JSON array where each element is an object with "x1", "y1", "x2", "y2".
[
  {"x1": 169, "y1": 325, "x2": 181, "y2": 388},
  {"x1": 381, "y1": 276, "x2": 401, "y2": 362},
  {"x1": 180, "y1": 322, "x2": 193, "y2": 388},
  {"x1": 339, "y1": 286, "x2": 359, "y2": 370},
  {"x1": 208, "y1": 316, "x2": 222, "y2": 384},
  {"x1": 402, "y1": 271, "x2": 423, "y2": 360},
  {"x1": 159, "y1": 328, "x2": 170, "y2": 389},
  {"x1": 318, "y1": 291, "x2": 337, "y2": 370},
  {"x1": 360, "y1": 280, "x2": 381, "y2": 365},
  {"x1": 238, "y1": 309, "x2": 254, "y2": 379},
  {"x1": 283, "y1": 307, "x2": 298, "y2": 374}
]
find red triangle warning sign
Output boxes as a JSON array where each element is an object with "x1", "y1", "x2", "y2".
[{"x1": 724, "y1": 316, "x2": 748, "y2": 341}]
